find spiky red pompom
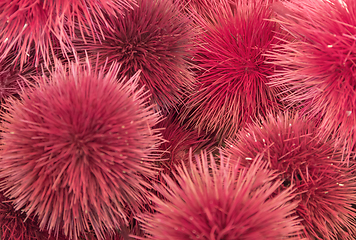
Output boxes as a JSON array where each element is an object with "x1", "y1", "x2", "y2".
[
  {"x1": 139, "y1": 151, "x2": 302, "y2": 239},
  {"x1": 73, "y1": 0, "x2": 196, "y2": 113},
  {"x1": 268, "y1": 0, "x2": 356, "y2": 159},
  {"x1": 224, "y1": 112, "x2": 356, "y2": 239},
  {"x1": 0, "y1": 191, "x2": 67, "y2": 240},
  {"x1": 0, "y1": 59, "x2": 162, "y2": 240},
  {"x1": 180, "y1": 0, "x2": 282, "y2": 142}
]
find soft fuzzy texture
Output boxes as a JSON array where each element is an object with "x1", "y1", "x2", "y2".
[
  {"x1": 139, "y1": 151, "x2": 302, "y2": 239},
  {"x1": 0, "y1": 59, "x2": 162, "y2": 240},
  {"x1": 73, "y1": 0, "x2": 196, "y2": 113},
  {"x1": 224, "y1": 112, "x2": 356, "y2": 239},
  {"x1": 180, "y1": 0, "x2": 282, "y2": 143},
  {"x1": 268, "y1": 0, "x2": 356, "y2": 160}
]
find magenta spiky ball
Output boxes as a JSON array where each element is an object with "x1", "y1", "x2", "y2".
[
  {"x1": 0, "y1": 59, "x2": 162, "y2": 240},
  {"x1": 140, "y1": 151, "x2": 302, "y2": 239},
  {"x1": 73, "y1": 0, "x2": 196, "y2": 113},
  {"x1": 180, "y1": 0, "x2": 282, "y2": 142},
  {"x1": 268, "y1": 0, "x2": 356, "y2": 159},
  {"x1": 225, "y1": 112, "x2": 356, "y2": 239}
]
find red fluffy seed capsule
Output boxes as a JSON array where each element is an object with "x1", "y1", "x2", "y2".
[
  {"x1": 224, "y1": 112, "x2": 356, "y2": 239},
  {"x1": 0, "y1": 191, "x2": 68, "y2": 240},
  {"x1": 180, "y1": 0, "x2": 282, "y2": 142},
  {"x1": 267, "y1": 0, "x2": 356, "y2": 160},
  {"x1": 0, "y1": 58, "x2": 163, "y2": 240},
  {"x1": 139, "y1": 151, "x2": 302, "y2": 239},
  {"x1": 73, "y1": 0, "x2": 196, "y2": 113}
]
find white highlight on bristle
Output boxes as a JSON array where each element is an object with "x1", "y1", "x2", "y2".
[
  {"x1": 327, "y1": 45, "x2": 333, "y2": 48},
  {"x1": 346, "y1": 111, "x2": 352, "y2": 116},
  {"x1": 4, "y1": 38, "x2": 8, "y2": 43}
]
